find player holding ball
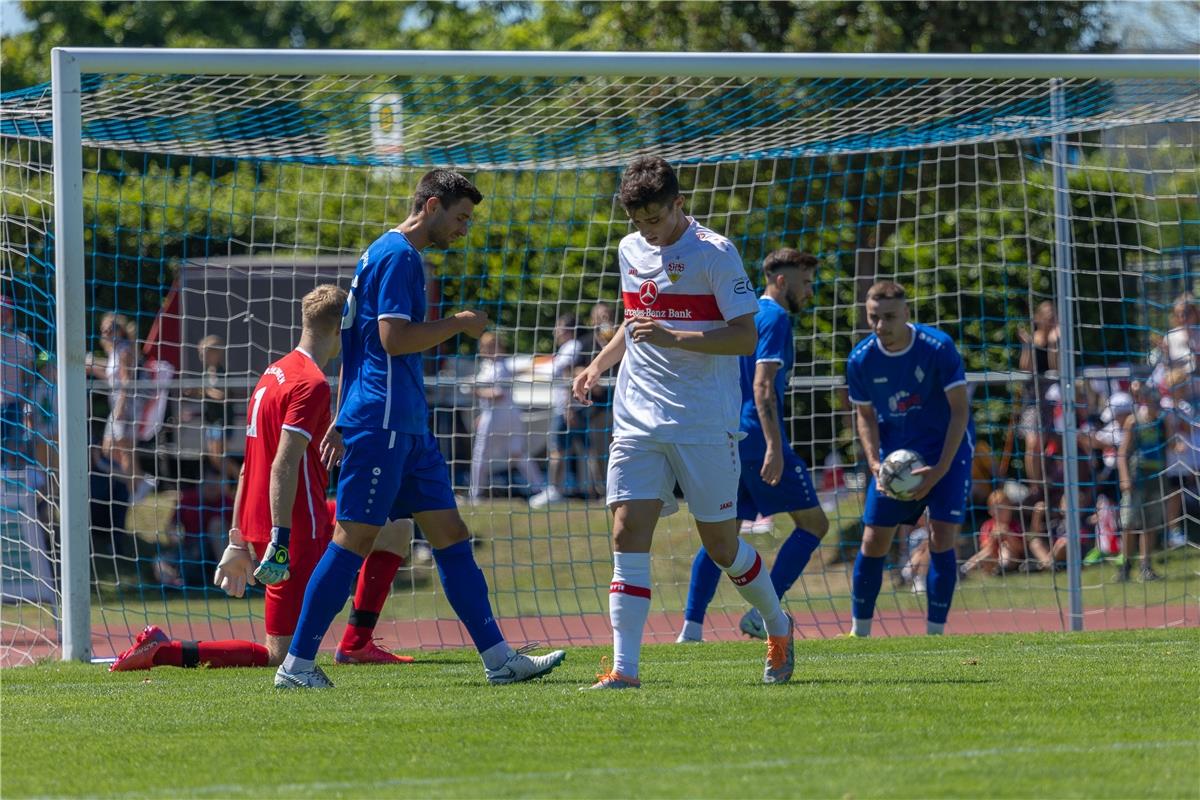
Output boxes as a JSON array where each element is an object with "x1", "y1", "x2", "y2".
[{"x1": 844, "y1": 281, "x2": 974, "y2": 638}]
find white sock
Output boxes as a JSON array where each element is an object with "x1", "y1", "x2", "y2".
[
  {"x1": 927, "y1": 621, "x2": 945, "y2": 636},
  {"x1": 724, "y1": 539, "x2": 789, "y2": 637},
  {"x1": 678, "y1": 619, "x2": 703, "y2": 641},
  {"x1": 610, "y1": 551, "x2": 652, "y2": 678},
  {"x1": 480, "y1": 641, "x2": 515, "y2": 671},
  {"x1": 281, "y1": 653, "x2": 315, "y2": 673},
  {"x1": 851, "y1": 617, "x2": 873, "y2": 637}
]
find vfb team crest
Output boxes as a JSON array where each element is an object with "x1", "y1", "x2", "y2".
[{"x1": 666, "y1": 261, "x2": 686, "y2": 282}]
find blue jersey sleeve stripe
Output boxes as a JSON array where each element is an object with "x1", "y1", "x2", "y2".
[
  {"x1": 377, "y1": 312, "x2": 412, "y2": 320},
  {"x1": 755, "y1": 357, "x2": 785, "y2": 365},
  {"x1": 943, "y1": 379, "x2": 967, "y2": 391},
  {"x1": 850, "y1": 397, "x2": 873, "y2": 406}
]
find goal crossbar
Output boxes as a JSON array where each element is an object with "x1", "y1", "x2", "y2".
[{"x1": 53, "y1": 47, "x2": 1199, "y2": 79}]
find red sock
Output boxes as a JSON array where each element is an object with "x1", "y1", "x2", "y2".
[
  {"x1": 339, "y1": 550, "x2": 404, "y2": 652},
  {"x1": 153, "y1": 640, "x2": 269, "y2": 668}
]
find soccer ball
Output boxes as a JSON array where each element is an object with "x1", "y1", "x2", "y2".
[{"x1": 878, "y1": 449, "x2": 926, "y2": 500}]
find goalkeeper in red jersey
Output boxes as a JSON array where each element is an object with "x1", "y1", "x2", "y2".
[{"x1": 110, "y1": 285, "x2": 413, "y2": 671}]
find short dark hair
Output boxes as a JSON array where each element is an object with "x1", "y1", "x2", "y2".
[
  {"x1": 412, "y1": 169, "x2": 483, "y2": 214},
  {"x1": 866, "y1": 280, "x2": 907, "y2": 302},
  {"x1": 763, "y1": 249, "x2": 817, "y2": 275},
  {"x1": 618, "y1": 156, "x2": 680, "y2": 211},
  {"x1": 555, "y1": 312, "x2": 578, "y2": 334}
]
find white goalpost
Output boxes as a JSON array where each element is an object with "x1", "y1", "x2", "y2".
[{"x1": 1, "y1": 48, "x2": 1195, "y2": 663}]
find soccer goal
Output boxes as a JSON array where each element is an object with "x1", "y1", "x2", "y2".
[{"x1": 1, "y1": 49, "x2": 1197, "y2": 664}]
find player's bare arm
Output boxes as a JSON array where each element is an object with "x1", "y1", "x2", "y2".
[
  {"x1": 573, "y1": 320, "x2": 628, "y2": 405},
  {"x1": 1117, "y1": 412, "x2": 1135, "y2": 494},
  {"x1": 320, "y1": 425, "x2": 344, "y2": 470},
  {"x1": 269, "y1": 430, "x2": 308, "y2": 529},
  {"x1": 910, "y1": 383, "x2": 969, "y2": 501},
  {"x1": 320, "y1": 363, "x2": 345, "y2": 470},
  {"x1": 630, "y1": 311, "x2": 756, "y2": 355},
  {"x1": 214, "y1": 460, "x2": 256, "y2": 597},
  {"x1": 753, "y1": 360, "x2": 785, "y2": 486},
  {"x1": 253, "y1": 428, "x2": 309, "y2": 584},
  {"x1": 855, "y1": 402, "x2": 887, "y2": 492},
  {"x1": 378, "y1": 310, "x2": 489, "y2": 355}
]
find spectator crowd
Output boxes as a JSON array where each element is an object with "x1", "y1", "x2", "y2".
[{"x1": 2, "y1": 288, "x2": 1195, "y2": 596}]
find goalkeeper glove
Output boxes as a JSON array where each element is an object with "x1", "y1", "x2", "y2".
[
  {"x1": 253, "y1": 526, "x2": 291, "y2": 585},
  {"x1": 214, "y1": 539, "x2": 256, "y2": 598}
]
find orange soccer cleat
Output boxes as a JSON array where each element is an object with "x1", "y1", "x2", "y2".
[{"x1": 763, "y1": 613, "x2": 795, "y2": 684}]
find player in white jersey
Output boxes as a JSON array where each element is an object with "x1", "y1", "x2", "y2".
[{"x1": 573, "y1": 157, "x2": 795, "y2": 689}]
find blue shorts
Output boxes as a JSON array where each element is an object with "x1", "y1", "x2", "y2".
[
  {"x1": 549, "y1": 413, "x2": 590, "y2": 455},
  {"x1": 737, "y1": 445, "x2": 819, "y2": 521},
  {"x1": 336, "y1": 428, "x2": 457, "y2": 526},
  {"x1": 863, "y1": 451, "x2": 973, "y2": 529}
]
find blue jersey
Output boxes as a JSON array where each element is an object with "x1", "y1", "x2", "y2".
[
  {"x1": 739, "y1": 296, "x2": 793, "y2": 456},
  {"x1": 337, "y1": 230, "x2": 428, "y2": 433},
  {"x1": 846, "y1": 323, "x2": 974, "y2": 465}
]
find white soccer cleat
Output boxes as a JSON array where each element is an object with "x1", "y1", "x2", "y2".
[
  {"x1": 528, "y1": 487, "x2": 566, "y2": 509},
  {"x1": 749, "y1": 515, "x2": 775, "y2": 535},
  {"x1": 738, "y1": 608, "x2": 767, "y2": 640},
  {"x1": 485, "y1": 648, "x2": 566, "y2": 685},
  {"x1": 274, "y1": 663, "x2": 335, "y2": 689},
  {"x1": 675, "y1": 630, "x2": 703, "y2": 643}
]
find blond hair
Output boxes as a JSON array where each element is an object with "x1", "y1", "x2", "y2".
[
  {"x1": 301, "y1": 284, "x2": 347, "y2": 333},
  {"x1": 100, "y1": 312, "x2": 135, "y2": 341},
  {"x1": 1165, "y1": 366, "x2": 1191, "y2": 392}
]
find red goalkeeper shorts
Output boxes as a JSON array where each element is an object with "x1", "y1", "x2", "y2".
[{"x1": 249, "y1": 530, "x2": 332, "y2": 638}]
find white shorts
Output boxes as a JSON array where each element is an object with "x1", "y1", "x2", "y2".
[{"x1": 605, "y1": 436, "x2": 740, "y2": 523}]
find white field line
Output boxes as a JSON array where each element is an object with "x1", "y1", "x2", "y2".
[{"x1": 113, "y1": 739, "x2": 1200, "y2": 799}]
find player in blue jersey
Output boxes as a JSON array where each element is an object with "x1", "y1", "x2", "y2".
[
  {"x1": 676, "y1": 249, "x2": 830, "y2": 642},
  {"x1": 843, "y1": 281, "x2": 974, "y2": 637},
  {"x1": 273, "y1": 170, "x2": 566, "y2": 688}
]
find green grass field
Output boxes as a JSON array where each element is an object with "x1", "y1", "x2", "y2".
[{"x1": 3, "y1": 629, "x2": 1198, "y2": 798}]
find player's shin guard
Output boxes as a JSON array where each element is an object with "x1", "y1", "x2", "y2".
[
  {"x1": 684, "y1": 547, "x2": 722, "y2": 625},
  {"x1": 926, "y1": 548, "x2": 958, "y2": 634},
  {"x1": 724, "y1": 539, "x2": 789, "y2": 637},
  {"x1": 340, "y1": 550, "x2": 404, "y2": 652},
  {"x1": 285, "y1": 541, "x2": 364, "y2": 668},
  {"x1": 432, "y1": 540, "x2": 505, "y2": 655},
  {"x1": 610, "y1": 552, "x2": 652, "y2": 679},
  {"x1": 770, "y1": 528, "x2": 822, "y2": 597},
  {"x1": 851, "y1": 552, "x2": 886, "y2": 636},
  {"x1": 155, "y1": 640, "x2": 269, "y2": 668}
]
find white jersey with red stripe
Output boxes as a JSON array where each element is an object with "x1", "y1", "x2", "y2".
[
  {"x1": 236, "y1": 348, "x2": 332, "y2": 545},
  {"x1": 614, "y1": 218, "x2": 759, "y2": 444}
]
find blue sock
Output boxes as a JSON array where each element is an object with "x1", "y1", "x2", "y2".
[
  {"x1": 770, "y1": 528, "x2": 822, "y2": 597},
  {"x1": 432, "y1": 540, "x2": 504, "y2": 654},
  {"x1": 926, "y1": 548, "x2": 959, "y2": 625},
  {"x1": 684, "y1": 547, "x2": 723, "y2": 624},
  {"x1": 851, "y1": 552, "x2": 886, "y2": 621},
  {"x1": 287, "y1": 541, "x2": 364, "y2": 661}
]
